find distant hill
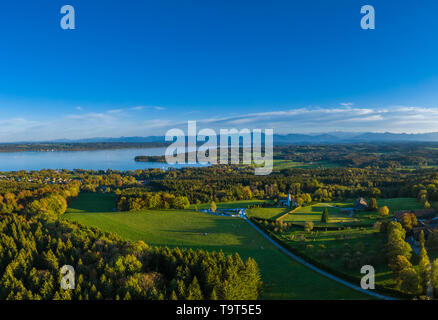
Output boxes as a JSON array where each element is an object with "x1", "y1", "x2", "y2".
[
  {"x1": 51, "y1": 136, "x2": 165, "y2": 143},
  {"x1": 271, "y1": 132, "x2": 438, "y2": 144},
  {"x1": 17, "y1": 131, "x2": 438, "y2": 145}
]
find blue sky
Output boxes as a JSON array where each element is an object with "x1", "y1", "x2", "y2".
[{"x1": 0, "y1": 0, "x2": 437, "y2": 141}]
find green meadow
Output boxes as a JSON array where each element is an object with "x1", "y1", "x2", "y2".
[
  {"x1": 273, "y1": 160, "x2": 342, "y2": 170},
  {"x1": 282, "y1": 198, "x2": 425, "y2": 226},
  {"x1": 190, "y1": 199, "x2": 269, "y2": 210},
  {"x1": 64, "y1": 193, "x2": 370, "y2": 300},
  {"x1": 279, "y1": 227, "x2": 395, "y2": 289},
  {"x1": 373, "y1": 197, "x2": 425, "y2": 212},
  {"x1": 282, "y1": 204, "x2": 358, "y2": 224},
  {"x1": 246, "y1": 207, "x2": 290, "y2": 220}
]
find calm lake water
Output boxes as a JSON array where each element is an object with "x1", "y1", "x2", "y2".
[{"x1": 0, "y1": 148, "x2": 205, "y2": 172}]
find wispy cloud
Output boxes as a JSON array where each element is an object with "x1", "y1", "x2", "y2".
[
  {"x1": 130, "y1": 106, "x2": 145, "y2": 111},
  {"x1": 1, "y1": 105, "x2": 438, "y2": 142},
  {"x1": 181, "y1": 105, "x2": 438, "y2": 134},
  {"x1": 107, "y1": 109, "x2": 124, "y2": 114},
  {"x1": 107, "y1": 105, "x2": 165, "y2": 114}
]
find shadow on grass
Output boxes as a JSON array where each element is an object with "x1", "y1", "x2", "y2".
[
  {"x1": 271, "y1": 208, "x2": 293, "y2": 220},
  {"x1": 67, "y1": 193, "x2": 116, "y2": 213}
]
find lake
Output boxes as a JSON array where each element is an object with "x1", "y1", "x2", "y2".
[{"x1": 0, "y1": 147, "x2": 206, "y2": 172}]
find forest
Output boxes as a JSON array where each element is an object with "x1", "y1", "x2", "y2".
[{"x1": 273, "y1": 143, "x2": 438, "y2": 168}]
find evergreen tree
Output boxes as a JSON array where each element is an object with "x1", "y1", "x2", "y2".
[
  {"x1": 418, "y1": 245, "x2": 431, "y2": 295},
  {"x1": 187, "y1": 277, "x2": 203, "y2": 300},
  {"x1": 210, "y1": 288, "x2": 218, "y2": 300},
  {"x1": 431, "y1": 259, "x2": 438, "y2": 298},
  {"x1": 419, "y1": 230, "x2": 426, "y2": 247},
  {"x1": 321, "y1": 208, "x2": 329, "y2": 223}
]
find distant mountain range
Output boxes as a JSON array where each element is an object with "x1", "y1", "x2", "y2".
[
  {"x1": 273, "y1": 132, "x2": 438, "y2": 144},
  {"x1": 44, "y1": 132, "x2": 438, "y2": 145}
]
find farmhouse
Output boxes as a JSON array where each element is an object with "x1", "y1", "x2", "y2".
[
  {"x1": 394, "y1": 209, "x2": 436, "y2": 222},
  {"x1": 354, "y1": 197, "x2": 368, "y2": 211},
  {"x1": 412, "y1": 221, "x2": 437, "y2": 239},
  {"x1": 395, "y1": 209, "x2": 437, "y2": 240}
]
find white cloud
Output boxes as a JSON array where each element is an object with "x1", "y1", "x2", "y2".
[
  {"x1": 1, "y1": 105, "x2": 438, "y2": 142},
  {"x1": 183, "y1": 105, "x2": 438, "y2": 134},
  {"x1": 107, "y1": 105, "x2": 165, "y2": 114},
  {"x1": 107, "y1": 109, "x2": 124, "y2": 114}
]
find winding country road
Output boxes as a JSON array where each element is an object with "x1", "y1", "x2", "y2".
[
  {"x1": 242, "y1": 211, "x2": 396, "y2": 300},
  {"x1": 202, "y1": 207, "x2": 397, "y2": 299}
]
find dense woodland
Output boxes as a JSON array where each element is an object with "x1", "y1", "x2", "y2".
[
  {"x1": 274, "y1": 143, "x2": 438, "y2": 168},
  {"x1": 149, "y1": 165, "x2": 438, "y2": 204}
]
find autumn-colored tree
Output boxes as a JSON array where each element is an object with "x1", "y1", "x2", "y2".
[
  {"x1": 389, "y1": 255, "x2": 412, "y2": 280},
  {"x1": 378, "y1": 206, "x2": 390, "y2": 217},
  {"x1": 304, "y1": 221, "x2": 314, "y2": 233},
  {"x1": 369, "y1": 198, "x2": 378, "y2": 210}
]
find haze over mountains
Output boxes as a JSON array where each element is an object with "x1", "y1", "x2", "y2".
[{"x1": 45, "y1": 132, "x2": 438, "y2": 145}]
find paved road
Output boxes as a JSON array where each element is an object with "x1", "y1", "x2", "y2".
[{"x1": 243, "y1": 216, "x2": 397, "y2": 300}]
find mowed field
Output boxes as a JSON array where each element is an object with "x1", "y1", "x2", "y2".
[
  {"x1": 246, "y1": 207, "x2": 290, "y2": 220},
  {"x1": 191, "y1": 200, "x2": 270, "y2": 210},
  {"x1": 282, "y1": 204, "x2": 358, "y2": 224},
  {"x1": 64, "y1": 193, "x2": 370, "y2": 300},
  {"x1": 374, "y1": 197, "x2": 425, "y2": 211},
  {"x1": 273, "y1": 160, "x2": 342, "y2": 170},
  {"x1": 281, "y1": 198, "x2": 425, "y2": 225}
]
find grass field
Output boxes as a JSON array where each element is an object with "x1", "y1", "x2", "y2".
[
  {"x1": 282, "y1": 204, "x2": 358, "y2": 225},
  {"x1": 246, "y1": 207, "x2": 290, "y2": 220},
  {"x1": 191, "y1": 200, "x2": 269, "y2": 210},
  {"x1": 282, "y1": 198, "x2": 425, "y2": 226},
  {"x1": 271, "y1": 197, "x2": 428, "y2": 292},
  {"x1": 374, "y1": 198, "x2": 425, "y2": 212},
  {"x1": 279, "y1": 228, "x2": 394, "y2": 289},
  {"x1": 273, "y1": 160, "x2": 342, "y2": 170},
  {"x1": 65, "y1": 192, "x2": 116, "y2": 213},
  {"x1": 64, "y1": 193, "x2": 370, "y2": 300}
]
